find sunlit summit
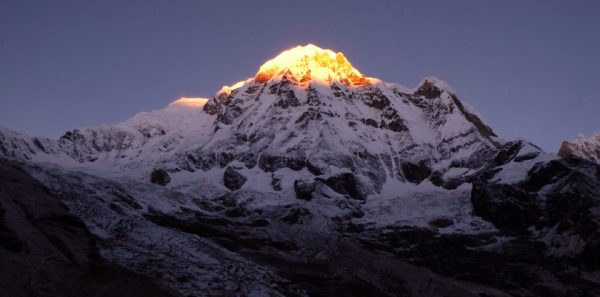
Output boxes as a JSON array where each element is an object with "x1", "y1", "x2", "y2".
[{"x1": 255, "y1": 44, "x2": 368, "y2": 85}]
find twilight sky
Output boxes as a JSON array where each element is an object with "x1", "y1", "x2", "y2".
[{"x1": 1, "y1": 0, "x2": 599, "y2": 151}]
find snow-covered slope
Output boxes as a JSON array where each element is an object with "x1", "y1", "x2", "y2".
[
  {"x1": 0, "y1": 97, "x2": 216, "y2": 171},
  {"x1": 0, "y1": 44, "x2": 502, "y2": 194},
  {"x1": 558, "y1": 131, "x2": 600, "y2": 162}
]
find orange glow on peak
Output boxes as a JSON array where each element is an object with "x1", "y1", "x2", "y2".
[
  {"x1": 217, "y1": 80, "x2": 247, "y2": 97},
  {"x1": 169, "y1": 97, "x2": 209, "y2": 108},
  {"x1": 255, "y1": 44, "x2": 367, "y2": 85}
]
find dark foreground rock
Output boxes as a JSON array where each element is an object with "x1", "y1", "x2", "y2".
[
  {"x1": 144, "y1": 207, "x2": 510, "y2": 297},
  {"x1": 0, "y1": 159, "x2": 175, "y2": 297}
]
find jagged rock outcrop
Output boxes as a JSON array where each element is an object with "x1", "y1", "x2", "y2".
[{"x1": 558, "y1": 131, "x2": 600, "y2": 162}]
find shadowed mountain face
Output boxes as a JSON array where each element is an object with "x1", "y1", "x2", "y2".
[
  {"x1": 3, "y1": 143, "x2": 600, "y2": 297},
  {"x1": 1, "y1": 45, "x2": 599, "y2": 296}
]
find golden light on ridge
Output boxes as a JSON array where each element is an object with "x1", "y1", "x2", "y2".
[
  {"x1": 255, "y1": 44, "x2": 367, "y2": 85},
  {"x1": 217, "y1": 80, "x2": 248, "y2": 97},
  {"x1": 169, "y1": 97, "x2": 209, "y2": 108}
]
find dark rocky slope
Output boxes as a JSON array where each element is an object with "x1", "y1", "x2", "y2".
[{"x1": 0, "y1": 159, "x2": 176, "y2": 297}]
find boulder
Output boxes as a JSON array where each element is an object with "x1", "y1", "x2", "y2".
[
  {"x1": 401, "y1": 161, "x2": 431, "y2": 184},
  {"x1": 223, "y1": 166, "x2": 247, "y2": 191},
  {"x1": 271, "y1": 175, "x2": 282, "y2": 191},
  {"x1": 150, "y1": 169, "x2": 170, "y2": 186},
  {"x1": 293, "y1": 179, "x2": 316, "y2": 201}
]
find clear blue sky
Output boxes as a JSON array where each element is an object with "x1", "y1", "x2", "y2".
[{"x1": 1, "y1": 0, "x2": 599, "y2": 151}]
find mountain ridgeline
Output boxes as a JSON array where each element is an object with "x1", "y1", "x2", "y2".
[{"x1": 1, "y1": 44, "x2": 501, "y2": 194}]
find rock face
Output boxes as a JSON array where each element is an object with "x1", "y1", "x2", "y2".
[
  {"x1": 223, "y1": 166, "x2": 247, "y2": 190},
  {"x1": 558, "y1": 131, "x2": 600, "y2": 162},
  {"x1": 471, "y1": 182, "x2": 539, "y2": 231},
  {"x1": 150, "y1": 168, "x2": 171, "y2": 186},
  {"x1": 472, "y1": 142, "x2": 600, "y2": 268}
]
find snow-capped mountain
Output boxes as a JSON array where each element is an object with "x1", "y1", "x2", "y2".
[
  {"x1": 1, "y1": 44, "x2": 500, "y2": 194},
  {"x1": 558, "y1": 131, "x2": 600, "y2": 162},
  {"x1": 1, "y1": 44, "x2": 599, "y2": 297}
]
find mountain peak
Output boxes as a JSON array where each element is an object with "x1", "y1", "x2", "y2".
[
  {"x1": 558, "y1": 131, "x2": 600, "y2": 162},
  {"x1": 414, "y1": 76, "x2": 456, "y2": 99},
  {"x1": 255, "y1": 44, "x2": 368, "y2": 85}
]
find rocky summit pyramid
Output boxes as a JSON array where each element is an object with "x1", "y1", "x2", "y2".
[{"x1": 1, "y1": 44, "x2": 600, "y2": 297}]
